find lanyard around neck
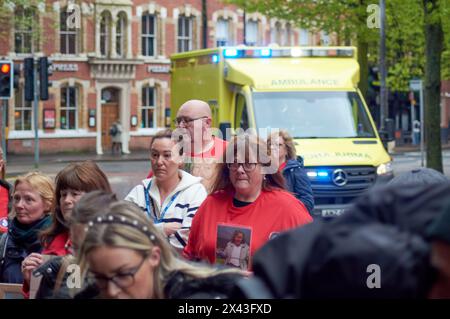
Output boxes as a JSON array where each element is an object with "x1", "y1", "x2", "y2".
[{"x1": 144, "y1": 180, "x2": 181, "y2": 224}]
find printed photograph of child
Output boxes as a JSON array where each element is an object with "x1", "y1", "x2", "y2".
[{"x1": 216, "y1": 224, "x2": 251, "y2": 270}]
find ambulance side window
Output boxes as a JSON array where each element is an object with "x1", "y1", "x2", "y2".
[{"x1": 235, "y1": 93, "x2": 249, "y2": 130}]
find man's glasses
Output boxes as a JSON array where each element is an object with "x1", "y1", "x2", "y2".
[
  {"x1": 87, "y1": 256, "x2": 147, "y2": 290},
  {"x1": 174, "y1": 116, "x2": 208, "y2": 125},
  {"x1": 227, "y1": 162, "x2": 258, "y2": 172}
]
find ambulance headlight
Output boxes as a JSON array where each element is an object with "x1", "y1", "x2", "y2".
[{"x1": 377, "y1": 161, "x2": 393, "y2": 175}]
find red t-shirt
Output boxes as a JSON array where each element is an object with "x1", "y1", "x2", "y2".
[
  {"x1": 146, "y1": 137, "x2": 228, "y2": 178},
  {"x1": 189, "y1": 136, "x2": 228, "y2": 159},
  {"x1": 183, "y1": 188, "x2": 312, "y2": 266}
]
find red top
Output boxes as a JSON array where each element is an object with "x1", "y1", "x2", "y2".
[
  {"x1": 183, "y1": 188, "x2": 312, "y2": 267},
  {"x1": 22, "y1": 231, "x2": 71, "y2": 298},
  {"x1": 279, "y1": 162, "x2": 287, "y2": 172},
  {"x1": 0, "y1": 183, "x2": 9, "y2": 233},
  {"x1": 147, "y1": 137, "x2": 228, "y2": 178},
  {"x1": 42, "y1": 231, "x2": 72, "y2": 256},
  {"x1": 189, "y1": 137, "x2": 228, "y2": 159}
]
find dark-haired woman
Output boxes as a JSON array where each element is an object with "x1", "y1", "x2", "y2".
[{"x1": 21, "y1": 161, "x2": 112, "y2": 297}]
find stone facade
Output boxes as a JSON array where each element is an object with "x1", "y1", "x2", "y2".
[{"x1": 0, "y1": 0, "x2": 322, "y2": 154}]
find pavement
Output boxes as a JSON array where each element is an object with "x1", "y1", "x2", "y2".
[
  {"x1": 389, "y1": 143, "x2": 450, "y2": 155},
  {"x1": 4, "y1": 150, "x2": 150, "y2": 178},
  {"x1": 4, "y1": 142, "x2": 450, "y2": 178}
]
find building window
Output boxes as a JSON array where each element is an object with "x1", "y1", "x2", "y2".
[
  {"x1": 177, "y1": 15, "x2": 192, "y2": 52},
  {"x1": 285, "y1": 23, "x2": 292, "y2": 46},
  {"x1": 100, "y1": 12, "x2": 111, "y2": 56},
  {"x1": 60, "y1": 9, "x2": 78, "y2": 54},
  {"x1": 216, "y1": 18, "x2": 229, "y2": 47},
  {"x1": 300, "y1": 28, "x2": 309, "y2": 46},
  {"x1": 142, "y1": 13, "x2": 156, "y2": 56},
  {"x1": 272, "y1": 21, "x2": 282, "y2": 45},
  {"x1": 142, "y1": 87, "x2": 156, "y2": 128},
  {"x1": 116, "y1": 13, "x2": 126, "y2": 57},
  {"x1": 14, "y1": 87, "x2": 32, "y2": 131},
  {"x1": 245, "y1": 20, "x2": 258, "y2": 46},
  {"x1": 60, "y1": 86, "x2": 78, "y2": 130},
  {"x1": 320, "y1": 31, "x2": 330, "y2": 46},
  {"x1": 14, "y1": 7, "x2": 36, "y2": 54}
]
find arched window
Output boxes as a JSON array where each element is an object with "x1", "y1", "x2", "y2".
[
  {"x1": 245, "y1": 20, "x2": 258, "y2": 46},
  {"x1": 60, "y1": 85, "x2": 79, "y2": 129},
  {"x1": 274, "y1": 21, "x2": 282, "y2": 45},
  {"x1": 116, "y1": 12, "x2": 127, "y2": 57},
  {"x1": 100, "y1": 12, "x2": 112, "y2": 56},
  {"x1": 285, "y1": 23, "x2": 292, "y2": 46},
  {"x1": 142, "y1": 86, "x2": 156, "y2": 128},
  {"x1": 60, "y1": 7, "x2": 79, "y2": 54},
  {"x1": 299, "y1": 28, "x2": 309, "y2": 46},
  {"x1": 216, "y1": 18, "x2": 230, "y2": 47},
  {"x1": 177, "y1": 15, "x2": 192, "y2": 52},
  {"x1": 14, "y1": 7, "x2": 37, "y2": 54},
  {"x1": 14, "y1": 86, "x2": 32, "y2": 130},
  {"x1": 321, "y1": 31, "x2": 330, "y2": 46},
  {"x1": 142, "y1": 13, "x2": 156, "y2": 56}
]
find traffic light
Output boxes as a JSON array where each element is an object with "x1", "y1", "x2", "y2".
[
  {"x1": 38, "y1": 57, "x2": 52, "y2": 101},
  {"x1": 24, "y1": 57, "x2": 34, "y2": 102},
  {"x1": 13, "y1": 63, "x2": 20, "y2": 89},
  {"x1": 0, "y1": 61, "x2": 13, "y2": 99}
]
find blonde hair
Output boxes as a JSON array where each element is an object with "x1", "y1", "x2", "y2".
[
  {"x1": 267, "y1": 130, "x2": 297, "y2": 161},
  {"x1": 13, "y1": 171, "x2": 55, "y2": 215},
  {"x1": 78, "y1": 201, "x2": 240, "y2": 299}
]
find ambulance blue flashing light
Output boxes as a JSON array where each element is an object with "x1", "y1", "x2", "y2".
[
  {"x1": 307, "y1": 171, "x2": 329, "y2": 178},
  {"x1": 222, "y1": 47, "x2": 354, "y2": 59},
  {"x1": 260, "y1": 48, "x2": 271, "y2": 57},
  {"x1": 212, "y1": 54, "x2": 219, "y2": 63},
  {"x1": 318, "y1": 171, "x2": 329, "y2": 177},
  {"x1": 224, "y1": 49, "x2": 238, "y2": 57},
  {"x1": 307, "y1": 172, "x2": 317, "y2": 178}
]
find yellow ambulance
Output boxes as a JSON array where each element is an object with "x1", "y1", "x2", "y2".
[{"x1": 170, "y1": 46, "x2": 393, "y2": 218}]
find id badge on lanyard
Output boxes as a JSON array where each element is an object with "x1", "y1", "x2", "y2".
[{"x1": 144, "y1": 181, "x2": 180, "y2": 224}]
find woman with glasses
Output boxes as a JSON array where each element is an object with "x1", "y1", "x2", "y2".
[
  {"x1": 267, "y1": 130, "x2": 314, "y2": 214},
  {"x1": 125, "y1": 129, "x2": 208, "y2": 253},
  {"x1": 183, "y1": 134, "x2": 312, "y2": 267},
  {"x1": 78, "y1": 200, "x2": 244, "y2": 299},
  {"x1": 21, "y1": 161, "x2": 112, "y2": 298}
]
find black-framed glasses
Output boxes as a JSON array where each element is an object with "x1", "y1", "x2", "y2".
[
  {"x1": 227, "y1": 162, "x2": 258, "y2": 172},
  {"x1": 87, "y1": 255, "x2": 147, "y2": 290},
  {"x1": 174, "y1": 116, "x2": 208, "y2": 125}
]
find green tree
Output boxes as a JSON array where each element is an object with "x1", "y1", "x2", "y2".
[
  {"x1": 423, "y1": 0, "x2": 444, "y2": 172},
  {"x1": 0, "y1": 0, "x2": 50, "y2": 46},
  {"x1": 226, "y1": 0, "x2": 379, "y2": 99}
]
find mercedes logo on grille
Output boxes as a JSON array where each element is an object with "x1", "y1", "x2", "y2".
[{"x1": 332, "y1": 169, "x2": 348, "y2": 187}]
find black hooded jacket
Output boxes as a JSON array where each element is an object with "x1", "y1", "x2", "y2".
[{"x1": 234, "y1": 182, "x2": 450, "y2": 299}]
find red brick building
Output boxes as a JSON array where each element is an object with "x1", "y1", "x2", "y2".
[{"x1": 0, "y1": 0, "x2": 326, "y2": 154}]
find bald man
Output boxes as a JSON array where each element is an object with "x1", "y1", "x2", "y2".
[
  {"x1": 175, "y1": 100, "x2": 228, "y2": 192},
  {"x1": 147, "y1": 100, "x2": 227, "y2": 192}
]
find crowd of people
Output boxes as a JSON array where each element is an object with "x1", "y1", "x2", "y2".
[{"x1": 0, "y1": 99, "x2": 450, "y2": 299}]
